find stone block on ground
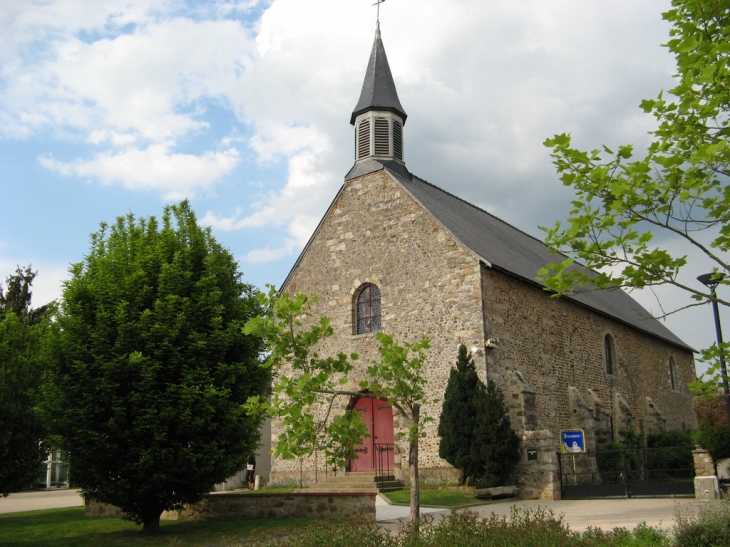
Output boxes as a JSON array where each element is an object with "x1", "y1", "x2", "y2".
[
  {"x1": 474, "y1": 485, "x2": 518, "y2": 500},
  {"x1": 694, "y1": 476, "x2": 721, "y2": 501}
]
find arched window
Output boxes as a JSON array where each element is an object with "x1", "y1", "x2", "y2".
[
  {"x1": 604, "y1": 334, "x2": 616, "y2": 375},
  {"x1": 356, "y1": 284, "x2": 381, "y2": 334},
  {"x1": 669, "y1": 356, "x2": 677, "y2": 390}
]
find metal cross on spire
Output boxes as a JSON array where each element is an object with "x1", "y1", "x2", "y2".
[{"x1": 372, "y1": 0, "x2": 385, "y2": 28}]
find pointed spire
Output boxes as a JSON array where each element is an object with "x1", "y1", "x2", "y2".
[{"x1": 350, "y1": 27, "x2": 407, "y2": 126}]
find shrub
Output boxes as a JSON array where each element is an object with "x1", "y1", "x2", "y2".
[
  {"x1": 597, "y1": 429, "x2": 695, "y2": 482},
  {"x1": 674, "y1": 501, "x2": 730, "y2": 547},
  {"x1": 242, "y1": 508, "x2": 668, "y2": 547},
  {"x1": 695, "y1": 418, "x2": 730, "y2": 462}
]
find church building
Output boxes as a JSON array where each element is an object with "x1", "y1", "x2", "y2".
[{"x1": 271, "y1": 24, "x2": 697, "y2": 499}]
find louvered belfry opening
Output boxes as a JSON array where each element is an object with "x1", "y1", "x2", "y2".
[
  {"x1": 374, "y1": 118, "x2": 390, "y2": 156},
  {"x1": 393, "y1": 120, "x2": 403, "y2": 160},
  {"x1": 358, "y1": 119, "x2": 371, "y2": 159}
]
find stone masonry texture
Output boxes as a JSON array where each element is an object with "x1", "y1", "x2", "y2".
[{"x1": 272, "y1": 169, "x2": 698, "y2": 498}]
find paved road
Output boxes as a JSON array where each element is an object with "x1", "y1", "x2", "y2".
[
  {"x1": 375, "y1": 496, "x2": 704, "y2": 531},
  {"x1": 0, "y1": 489, "x2": 706, "y2": 534},
  {"x1": 0, "y1": 489, "x2": 83, "y2": 514}
]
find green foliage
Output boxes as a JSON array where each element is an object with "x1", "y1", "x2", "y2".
[
  {"x1": 243, "y1": 287, "x2": 432, "y2": 522},
  {"x1": 597, "y1": 429, "x2": 695, "y2": 481},
  {"x1": 695, "y1": 418, "x2": 730, "y2": 461},
  {"x1": 438, "y1": 345, "x2": 520, "y2": 487},
  {"x1": 0, "y1": 266, "x2": 53, "y2": 496},
  {"x1": 46, "y1": 201, "x2": 267, "y2": 532},
  {"x1": 380, "y1": 488, "x2": 475, "y2": 507},
  {"x1": 674, "y1": 501, "x2": 730, "y2": 547},
  {"x1": 470, "y1": 381, "x2": 521, "y2": 488},
  {"x1": 366, "y1": 331, "x2": 432, "y2": 442},
  {"x1": 243, "y1": 286, "x2": 368, "y2": 468},
  {"x1": 245, "y1": 508, "x2": 669, "y2": 547},
  {"x1": 539, "y1": 0, "x2": 730, "y2": 392},
  {"x1": 438, "y1": 345, "x2": 482, "y2": 484}
]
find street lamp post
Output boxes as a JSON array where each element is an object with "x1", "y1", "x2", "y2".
[{"x1": 698, "y1": 272, "x2": 730, "y2": 428}]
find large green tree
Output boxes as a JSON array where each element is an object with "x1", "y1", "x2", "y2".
[
  {"x1": 438, "y1": 345, "x2": 520, "y2": 487},
  {"x1": 539, "y1": 0, "x2": 730, "y2": 385},
  {"x1": 47, "y1": 202, "x2": 268, "y2": 532},
  {"x1": 0, "y1": 267, "x2": 52, "y2": 496},
  {"x1": 244, "y1": 287, "x2": 432, "y2": 526}
]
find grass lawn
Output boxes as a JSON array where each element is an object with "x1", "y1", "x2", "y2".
[
  {"x1": 381, "y1": 489, "x2": 476, "y2": 507},
  {"x1": 0, "y1": 507, "x2": 314, "y2": 547}
]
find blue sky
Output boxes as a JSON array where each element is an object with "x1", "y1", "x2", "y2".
[{"x1": 0, "y1": 0, "x2": 724, "y2": 373}]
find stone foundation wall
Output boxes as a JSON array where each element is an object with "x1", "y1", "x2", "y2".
[{"x1": 85, "y1": 492, "x2": 376, "y2": 522}]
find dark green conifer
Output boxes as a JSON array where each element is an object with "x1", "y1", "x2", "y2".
[
  {"x1": 438, "y1": 344, "x2": 520, "y2": 486},
  {"x1": 470, "y1": 380, "x2": 521, "y2": 488}
]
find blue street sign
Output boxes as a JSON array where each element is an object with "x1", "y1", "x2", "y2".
[{"x1": 561, "y1": 429, "x2": 585, "y2": 454}]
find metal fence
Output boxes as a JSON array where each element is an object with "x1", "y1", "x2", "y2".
[{"x1": 558, "y1": 446, "x2": 695, "y2": 499}]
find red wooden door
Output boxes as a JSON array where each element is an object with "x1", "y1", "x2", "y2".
[
  {"x1": 350, "y1": 396, "x2": 394, "y2": 472},
  {"x1": 351, "y1": 398, "x2": 374, "y2": 472}
]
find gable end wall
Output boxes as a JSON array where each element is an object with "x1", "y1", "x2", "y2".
[{"x1": 276, "y1": 170, "x2": 485, "y2": 480}]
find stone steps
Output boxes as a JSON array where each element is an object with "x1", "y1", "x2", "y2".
[{"x1": 299, "y1": 472, "x2": 403, "y2": 493}]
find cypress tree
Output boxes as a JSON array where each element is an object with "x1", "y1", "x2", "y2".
[
  {"x1": 437, "y1": 345, "x2": 482, "y2": 485},
  {"x1": 470, "y1": 380, "x2": 521, "y2": 488},
  {"x1": 438, "y1": 344, "x2": 520, "y2": 486}
]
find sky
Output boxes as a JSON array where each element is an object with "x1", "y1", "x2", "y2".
[{"x1": 0, "y1": 0, "x2": 725, "y2": 376}]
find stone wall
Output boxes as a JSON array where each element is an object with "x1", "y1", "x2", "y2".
[
  {"x1": 85, "y1": 492, "x2": 376, "y2": 522},
  {"x1": 276, "y1": 169, "x2": 485, "y2": 481},
  {"x1": 693, "y1": 447, "x2": 716, "y2": 477},
  {"x1": 480, "y1": 266, "x2": 697, "y2": 439}
]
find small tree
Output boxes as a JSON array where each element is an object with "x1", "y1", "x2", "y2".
[
  {"x1": 47, "y1": 202, "x2": 268, "y2": 532},
  {"x1": 438, "y1": 345, "x2": 520, "y2": 487},
  {"x1": 438, "y1": 345, "x2": 482, "y2": 485},
  {"x1": 0, "y1": 267, "x2": 52, "y2": 496},
  {"x1": 244, "y1": 287, "x2": 432, "y2": 525}
]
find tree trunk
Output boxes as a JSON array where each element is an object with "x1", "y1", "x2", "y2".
[
  {"x1": 142, "y1": 512, "x2": 162, "y2": 533},
  {"x1": 409, "y1": 404, "x2": 420, "y2": 527}
]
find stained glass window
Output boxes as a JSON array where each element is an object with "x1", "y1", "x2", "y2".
[{"x1": 357, "y1": 285, "x2": 381, "y2": 334}]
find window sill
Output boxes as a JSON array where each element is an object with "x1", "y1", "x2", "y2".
[{"x1": 352, "y1": 331, "x2": 380, "y2": 339}]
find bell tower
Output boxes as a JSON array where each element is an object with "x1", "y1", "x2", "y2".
[{"x1": 350, "y1": 24, "x2": 407, "y2": 165}]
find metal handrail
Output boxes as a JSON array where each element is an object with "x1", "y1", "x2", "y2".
[{"x1": 374, "y1": 443, "x2": 395, "y2": 486}]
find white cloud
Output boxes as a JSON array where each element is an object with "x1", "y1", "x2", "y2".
[
  {"x1": 40, "y1": 143, "x2": 240, "y2": 200},
  {"x1": 201, "y1": 121, "x2": 337, "y2": 258},
  {"x1": 0, "y1": 3, "x2": 258, "y2": 196}
]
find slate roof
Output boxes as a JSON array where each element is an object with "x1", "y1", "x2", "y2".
[
  {"x1": 350, "y1": 28, "x2": 407, "y2": 125},
  {"x1": 342, "y1": 160, "x2": 693, "y2": 351}
]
